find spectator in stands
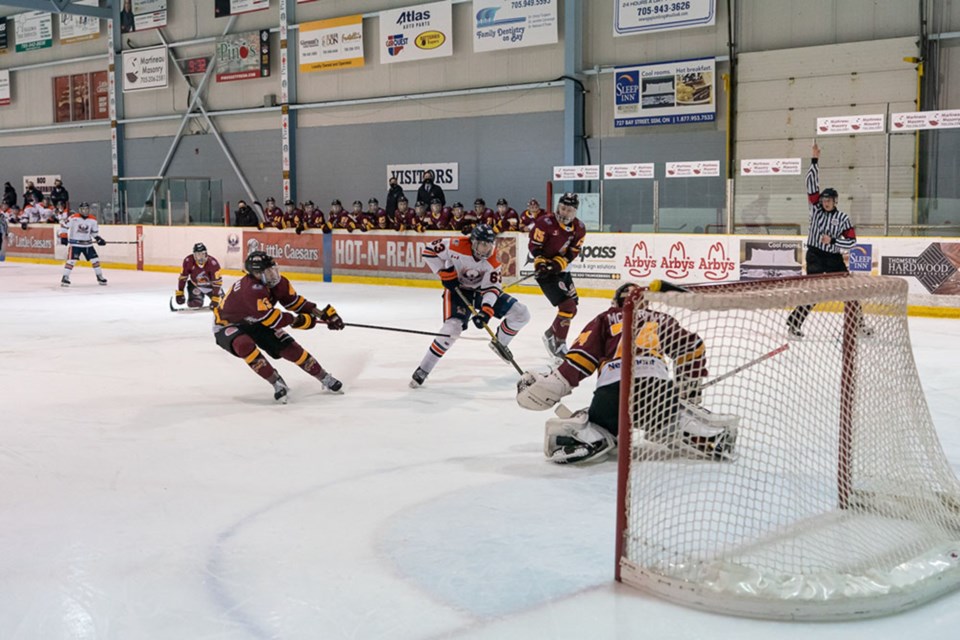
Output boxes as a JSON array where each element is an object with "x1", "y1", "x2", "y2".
[
  {"x1": 416, "y1": 170, "x2": 445, "y2": 208},
  {"x1": 385, "y1": 176, "x2": 405, "y2": 221},
  {"x1": 3, "y1": 182, "x2": 17, "y2": 208},
  {"x1": 50, "y1": 179, "x2": 69, "y2": 208},
  {"x1": 233, "y1": 199, "x2": 260, "y2": 227}
]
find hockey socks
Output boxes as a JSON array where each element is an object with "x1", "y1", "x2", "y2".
[{"x1": 550, "y1": 298, "x2": 578, "y2": 343}]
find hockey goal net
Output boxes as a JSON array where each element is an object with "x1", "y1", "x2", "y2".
[{"x1": 615, "y1": 274, "x2": 960, "y2": 620}]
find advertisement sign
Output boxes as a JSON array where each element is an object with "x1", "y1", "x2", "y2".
[
  {"x1": 4, "y1": 226, "x2": 55, "y2": 258},
  {"x1": 121, "y1": 0, "x2": 168, "y2": 34},
  {"x1": 552, "y1": 165, "x2": 601, "y2": 180},
  {"x1": 739, "y1": 240, "x2": 803, "y2": 280},
  {"x1": 848, "y1": 244, "x2": 874, "y2": 273},
  {"x1": 243, "y1": 230, "x2": 324, "y2": 273},
  {"x1": 603, "y1": 163, "x2": 655, "y2": 179},
  {"x1": 70, "y1": 73, "x2": 90, "y2": 121},
  {"x1": 122, "y1": 46, "x2": 168, "y2": 92},
  {"x1": 615, "y1": 0, "x2": 716, "y2": 36},
  {"x1": 614, "y1": 57, "x2": 715, "y2": 128},
  {"x1": 881, "y1": 243, "x2": 960, "y2": 295},
  {"x1": 22, "y1": 175, "x2": 61, "y2": 198},
  {"x1": 740, "y1": 158, "x2": 802, "y2": 176},
  {"x1": 665, "y1": 161, "x2": 720, "y2": 177},
  {"x1": 0, "y1": 20, "x2": 8, "y2": 54},
  {"x1": 299, "y1": 15, "x2": 364, "y2": 73},
  {"x1": 15, "y1": 11, "x2": 53, "y2": 52},
  {"x1": 387, "y1": 163, "x2": 459, "y2": 191},
  {"x1": 60, "y1": 0, "x2": 101, "y2": 44},
  {"x1": 890, "y1": 109, "x2": 960, "y2": 131},
  {"x1": 380, "y1": 0, "x2": 453, "y2": 65},
  {"x1": 815, "y1": 114, "x2": 885, "y2": 135},
  {"x1": 0, "y1": 70, "x2": 9, "y2": 107},
  {"x1": 473, "y1": 0, "x2": 558, "y2": 52},
  {"x1": 215, "y1": 0, "x2": 270, "y2": 18},
  {"x1": 216, "y1": 30, "x2": 270, "y2": 82}
]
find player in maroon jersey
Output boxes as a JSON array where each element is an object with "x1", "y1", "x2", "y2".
[
  {"x1": 332, "y1": 200, "x2": 364, "y2": 232},
  {"x1": 495, "y1": 198, "x2": 520, "y2": 232},
  {"x1": 367, "y1": 197, "x2": 391, "y2": 230},
  {"x1": 213, "y1": 251, "x2": 345, "y2": 403},
  {"x1": 297, "y1": 201, "x2": 330, "y2": 234},
  {"x1": 282, "y1": 200, "x2": 302, "y2": 230},
  {"x1": 516, "y1": 283, "x2": 738, "y2": 464},
  {"x1": 263, "y1": 197, "x2": 284, "y2": 229},
  {"x1": 520, "y1": 198, "x2": 542, "y2": 231},
  {"x1": 529, "y1": 192, "x2": 587, "y2": 360},
  {"x1": 420, "y1": 198, "x2": 449, "y2": 231},
  {"x1": 473, "y1": 198, "x2": 497, "y2": 229},
  {"x1": 175, "y1": 243, "x2": 223, "y2": 309},
  {"x1": 447, "y1": 202, "x2": 468, "y2": 233},
  {"x1": 393, "y1": 196, "x2": 413, "y2": 230}
]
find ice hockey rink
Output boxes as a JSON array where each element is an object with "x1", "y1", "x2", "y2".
[{"x1": 2, "y1": 261, "x2": 960, "y2": 640}]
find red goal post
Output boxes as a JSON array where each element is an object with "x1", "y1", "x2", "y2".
[{"x1": 614, "y1": 274, "x2": 960, "y2": 620}]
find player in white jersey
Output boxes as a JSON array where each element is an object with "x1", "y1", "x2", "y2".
[
  {"x1": 410, "y1": 224, "x2": 531, "y2": 387},
  {"x1": 61, "y1": 203, "x2": 108, "y2": 287}
]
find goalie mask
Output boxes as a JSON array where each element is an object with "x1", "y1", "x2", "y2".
[
  {"x1": 613, "y1": 282, "x2": 647, "y2": 309},
  {"x1": 556, "y1": 193, "x2": 579, "y2": 225},
  {"x1": 192, "y1": 242, "x2": 208, "y2": 266},
  {"x1": 245, "y1": 251, "x2": 281, "y2": 288},
  {"x1": 469, "y1": 223, "x2": 497, "y2": 260}
]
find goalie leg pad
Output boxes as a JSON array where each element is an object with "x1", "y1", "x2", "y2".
[
  {"x1": 544, "y1": 412, "x2": 616, "y2": 464},
  {"x1": 516, "y1": 368, "x2": 572, "y2": 411},
  {"x1": 673, "y1": 404, "x2": 739, "y2": 461}
]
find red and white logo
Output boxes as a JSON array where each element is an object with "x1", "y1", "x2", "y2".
[
  {"x1": 662, "y1": 241, "x2": 694, "y2": 279},
  {"x1": 624, "y1": 241, "x2": 656, "y2": 278},
  {"x1": 701, "y1": 242, "x2": 736, "y2": 281}
]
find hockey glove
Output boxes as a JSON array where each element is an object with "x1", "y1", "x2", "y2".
[
  {"x1": 95, "y1": 236, "x2": 107, "y2": 246},
  {"x1": 439, "y1": 267, "x2": 460, "y2": 291},
  {"x1": 292, "y1": 313, "x2": 317, "y2": 330},
  {"x1": 175, "y1": 291, "x2": 186, "y2": 305},
  {"x1": 472, "y1": 305, "x2": 494, "y2": 329},
  {"x1": 20, "y1": 221, "x2": 28, "y2": 230},
  {"x1": 317, "y1": 304, "x2": 345, "y2": 330},
  {"x1": 60, "y1": 237, "x2": 68, "y2": 246},
  {"x1": 295, "y1": 223, "x2": 304, "y2": 235},
  {"x1": 209, "y1": 296, "x2": 221, "y2": 310}
]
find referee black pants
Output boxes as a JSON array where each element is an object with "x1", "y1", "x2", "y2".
[{"x1": 787, "y1": 246, "x2": 848, "y2": 331}]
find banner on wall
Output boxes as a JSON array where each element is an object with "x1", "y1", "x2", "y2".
[
  {"x1": 60, "y1": 0, "x2": 101, "y2": 44},
  {"x1": 0, "y1": 20, "x2": 8, "y2": 54},
  {"x1": 298, "y1": 15, "x2": 364, "y2": 73},
  {"x1": 121, "y1": 0, "x2": 168, "y2": 34},
  {"x1": 816, "y1": 114, "x2": 885, "y2": 135},
  {"x1": 614, "y1": 57, "x2": 716, "y2": 128},
  {"x1": 891, "y1": 109, "x2": 960, "y2": 131},
  {"x1": 740, "y1": 158, "x2": 802, "y2": 176},
  {"x1": 21, "y1": 175, "x2": 61, "y2": 198},
  {"x1": 122, "y1": 46, "x2": 168, "y2": 92},
  {"x1": 473, "y1": 0, "x2": 558, "y2": 52},
  {"x1": 380, "y1": 0, "x2": 453, "y2": 65},
  {"x1": 614, "y1": 0, "x2": 716, "y2": 37},
  {"x1": 604, "y1": 163, "x2": 655, "y2": 179},
  {"x1": 387, "y1": 163, "x2": 459, "y2": 191},
  {"x1": 0, "y1": 70, "x2": 9, "y2": 107},
  {"x1": 665, "y1": 161, "x2": 720, "y2": 177},
  {"x1": 15, "y1": 11, "x2": 53, "y2": 52},
  {"x1": 552, "y1": 165, "x2": 601, "y2": 180},
  {"x1": 216, "y1": 30, "x2": 270, "y2": 82},
  {"x1": 215, "y1": 0, "x2": 270, "y2": 18}
]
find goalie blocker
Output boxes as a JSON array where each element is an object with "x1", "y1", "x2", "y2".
[{"x1": 516, "y1": 283, "x2": 738, "y2": 464}]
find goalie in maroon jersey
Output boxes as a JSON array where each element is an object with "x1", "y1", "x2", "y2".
[
  {"x1": 516, "y1": 283, "x2": 738, "y2": 464},
  {"x1": 529, "y1": 192, "x2": 587, "y2": 360},
  {"x1": 175, "y1": 243, "x2": 224, "y2": 309},
  {"x1": 213, "y1": 251, "x2": 345, "y2": 403}
]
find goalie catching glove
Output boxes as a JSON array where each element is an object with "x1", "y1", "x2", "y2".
[
  {"x1": 516, "y1": 369, "x2": 572, "y2": 411},
  {"x1": 311, "y1": 304, "x2": 345, "y2": 330}
]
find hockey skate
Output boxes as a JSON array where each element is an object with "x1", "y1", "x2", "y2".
[
  {"x1": 320, "y1": 372, "x2": 343, "y2": 394},
  {"x1": 97, "y1": 276, "x2": 108, "y2": 286},
  {"x1": 409, "y1": 367, "x2": 429, "y2": 389},
  {"x1": 272, "y1": 377, "x2": 290, "y2": 404},
  {"x1": 60, "y1": 277, "x2": 70, "y2": 287},
  {"x1": 674, "y1": 403, "x2": 739, "y2": 461},
  {"x1": 488, "y1": 340, "x2": 515, "y2": 365},
  {"x1": 542, "y1": 329, "x2": 568, "y2": 361}
]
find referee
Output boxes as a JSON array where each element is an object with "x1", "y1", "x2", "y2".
[{"x1": 786, "y1": 142, "x2": 860, "y2": 338}]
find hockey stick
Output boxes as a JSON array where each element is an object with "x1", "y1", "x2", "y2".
[
  {"x1": 104, "y1": 240, "x2": 140, "y2": 244},
  {"x1": 502, "y1": 272, "x2": 537, "y2": 290},
  {"x1": 701, "y1": 343, "x2": 790, "y2": 390},
  {"x1": 344, "y1": 322, "x2": 450, "y2": 338},
  {"x1": 453, "y1": 288, "x2": 524, "y2": 375}
]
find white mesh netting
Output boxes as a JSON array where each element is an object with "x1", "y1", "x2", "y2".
[{"x1": 618, "y1": 274, "x2": 960, "y2": 620}]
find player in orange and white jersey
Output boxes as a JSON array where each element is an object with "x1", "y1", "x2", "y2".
[
  {"x1": 409, "y1": 224, "x2": 530, "y2": 387},
  {"x1": 61, "y1": 203, "x2": 107, "y2": 287}
]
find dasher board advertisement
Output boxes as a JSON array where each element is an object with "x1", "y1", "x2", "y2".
[
  {"x1": 473, "y1": 0, "x2": 558, "y2": 53},
  {"x1": 299, "y1": 15, "x2": 364, "y2": 73},
  {"x1": 614, "y1": 57, "x2": 715, "y2": 128},
  {"x1": 614, "y1": 0, "x2": 716, "y2": 36},
  {"x1": 380, "y1": 1, "x2": 453, "y2": 65}
]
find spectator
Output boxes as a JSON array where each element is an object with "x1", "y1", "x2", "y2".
[
  {"x1": 50, "y1": 179, "x2": 69, "y2": 208},
  {"x1": 385, "y1": 176, "x2": 405, "y2": 220},
  {"x1": 416, "y1": 170, "x2": 445, "y2": 208},
  {"x1": 233, "y1": 199, "x2": 260, "y2": 227},
  {"x1": 3, "y1": 182, "x2": 16, "y2": 208}
]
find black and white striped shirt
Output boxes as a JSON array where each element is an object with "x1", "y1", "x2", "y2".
[{"x1": 805, "y1": 159, "x2": 856, "y2": 254}]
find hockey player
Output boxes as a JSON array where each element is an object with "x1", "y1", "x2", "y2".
[
  {"x1": 410, "y1": 224, "x2": 531, "y2": 387},
  {"x1": 447, "y1": 202, "x2": 468, "y2": 233},
  {"x1": 61, "y1": 203, "x2": 108, "y2": 287},
  {"x1": 175, "y1": 243, "x2": 224, "y2": 309},
  {"x1": 530, "y1": 192, "x2": 586, "y2": 360},
  {"x1": 517, "y1": 283, "x2": 738, "y2": 464},
  {"x1": 213, "y1": 251, "x2": 345, "y2": 403},
  {"x1": 393, "y1": 196, "x2": 413, "y2": 231},
  {"x1": 495, "y1": 198, "x2": 520, "y2": 232},
  {"x1": 331, "y1": 201, "x2": 364, "y2": 232},
  {"x1": 263, "y1": 198, "x2": 284, "y2": 229},
  {"x1": 367, "y1": 198, "x2": 391, "y2": 230},
  {"x1": 420, "y1": 198, "x2": 449, "y2": 231},
  {"x1": 297, "y1": 201, "x2": 327, "y2": 234},
  {"x1": 282, "y1": 200, "x2": 303, "y2": 230},
  {"x1": 520, "y1": 199, "x2": 542, "y2": 231},
  {"x1": 473, "y1": 198, "x2": 497, "y2": 229}
]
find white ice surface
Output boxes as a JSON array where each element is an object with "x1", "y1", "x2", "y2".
[{"x1": 1, "y1": 261, "x2": 959, "y2": 640}]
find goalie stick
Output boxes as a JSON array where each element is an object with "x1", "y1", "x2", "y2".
[{"x1": 701, "y1": 343, "x2": 790, "y2": 389}]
